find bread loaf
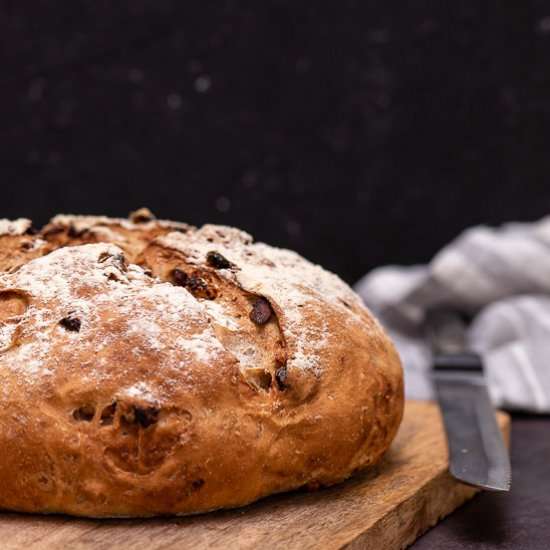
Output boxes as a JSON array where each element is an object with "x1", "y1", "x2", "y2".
[{"x1": 0, "y1": 209, "x2": 403, "y2": 517}]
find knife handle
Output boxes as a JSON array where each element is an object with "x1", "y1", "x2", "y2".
[{"x1": 433, "y1": 352, "x2": 483, "y2": 372}]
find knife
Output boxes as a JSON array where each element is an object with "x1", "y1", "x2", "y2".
[{"x1": 425, "y1": 310, "x2": 511, "y2": 491}]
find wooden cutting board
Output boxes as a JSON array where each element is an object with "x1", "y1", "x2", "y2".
[{"x1": 0, "y1": 401, "x2": 510, "y2": 550}]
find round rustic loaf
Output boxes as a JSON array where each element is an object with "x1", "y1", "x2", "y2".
[{"x1": 0, "y1": 209, "x2": 403, "y2": 517}]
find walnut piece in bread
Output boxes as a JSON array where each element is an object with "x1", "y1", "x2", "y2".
[{"x1": 0, "y1": 210, "x2": 403, "y2": 517}]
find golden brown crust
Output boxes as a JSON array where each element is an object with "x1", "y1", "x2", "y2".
[
  {"x1": 0, "y1": 219, "x2": 52, "y2": 272},
  {"x1": 40, "y1": 208, "x2": 192, "y2": 262},
  {"x1": 0, "y1": 211, "x2": 403, "y2": 517}
]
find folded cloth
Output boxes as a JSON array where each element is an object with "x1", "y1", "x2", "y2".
[{"x1": 354, "y1": 217, "x2": 550, "y2": 413}]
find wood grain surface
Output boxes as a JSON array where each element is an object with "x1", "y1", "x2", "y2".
[{"x1": 0, "y1": 401, "x2": 510, "y2": 550}]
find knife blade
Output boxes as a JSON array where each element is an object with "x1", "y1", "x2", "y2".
[{"x1": 425, "y1": 310, "x2": 511, "y2": 491}]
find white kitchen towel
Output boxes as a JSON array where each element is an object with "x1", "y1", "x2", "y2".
[{"x1": 354, "y1": 217, "x2": 550, "y2": 412}]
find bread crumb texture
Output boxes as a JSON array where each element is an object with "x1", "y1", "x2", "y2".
[{"x1": 0, "y1": 209, "x2": 403, "y2": 517}]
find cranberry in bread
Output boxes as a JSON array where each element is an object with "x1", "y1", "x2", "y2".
[{"x1": 0, "y1": 209, "x2": 403, "y2": 517}]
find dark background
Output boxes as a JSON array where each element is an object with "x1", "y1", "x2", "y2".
[{"x1": 2, "y1": 1, "x2": 550, "y2": 284}]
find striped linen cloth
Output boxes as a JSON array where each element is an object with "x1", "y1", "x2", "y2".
[{"x1": 354, "y1": 217, "x2": 550, "y2": 413}]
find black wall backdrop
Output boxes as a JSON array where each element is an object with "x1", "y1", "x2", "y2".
[{"x1": 2, "y1": 1, "x2": 550, "y2": 283}]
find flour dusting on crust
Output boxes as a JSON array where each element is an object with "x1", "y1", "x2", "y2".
[
  {"x1": 0, "y1": 218, "x2": 32, "y2": 236},
  {"x1": 158, "y1": 226, "x2": 371, "y2": 374},
  {"x1": 49, "y1": 214, "x2": 190, "y2": 234},
  {"x1": 0, "y1": 243, "x2": 229, "y2": 387},
  {"x1": 0, "y1": 214, "x2": 375, "y2": 385}
]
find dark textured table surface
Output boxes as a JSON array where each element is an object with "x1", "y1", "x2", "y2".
[{"x1": 412, "y1": 416, "x2": 550, "y2": 549}]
